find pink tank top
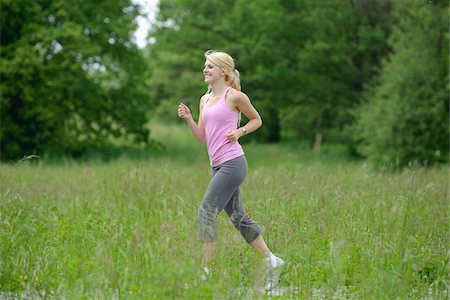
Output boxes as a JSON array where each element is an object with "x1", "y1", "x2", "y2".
[{"x1": 202, "y1": 87, "x2": 244, "y2": 167}]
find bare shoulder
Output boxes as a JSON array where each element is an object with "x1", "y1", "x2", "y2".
[
  {"x1": 200, "y1": 93, "x2": 210, "y2": 108},
  {"x1": 228, "y1": 88, "x2": 250, "y2": 106},
  {"x1": 200, "y1": 94, "x2": 209, "y2": 103}
]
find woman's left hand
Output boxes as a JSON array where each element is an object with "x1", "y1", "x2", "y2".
[{"x1": 226, "y1": 129, "x2": 243, "y2": 142}]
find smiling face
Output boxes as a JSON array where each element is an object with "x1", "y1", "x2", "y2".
[{"x1": 203, "y1": 59, "x2": 224, "y2": 85}]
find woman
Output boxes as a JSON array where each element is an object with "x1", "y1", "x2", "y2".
[{"x1": 177, "y1": 50, "x2": 284, "y2": 291}]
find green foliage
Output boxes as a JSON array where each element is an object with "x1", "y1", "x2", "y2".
[
  {"x1": 1, "y1": 0, "x2": 152, "y2": 161},
  {"x1": 146, "y1": 0, "x2": 393, "y2": 145},
  {"x1": 353, "y1": 2, "x2": 449, "y2": 168},
  {"x1": 146, "y1": 0, "x2": 237, "y2": 124},
  {"x1": 287, "y1": 0, "x2": 391, "y2": 145},
  {"x1": 3, "y1": 0, "x2": 448, "y2": 169}
]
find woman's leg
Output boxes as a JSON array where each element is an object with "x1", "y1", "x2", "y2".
[
  {"x1": 224, "y1": 187, "x2": 263, "y2": 244},
  {"x1": 202, "y1": 242, "x2": 216, "y2": 266},
  {"x1": 249, "y1": 235, "x2": 270, "y2": 256},
  {"x1": 223, "y1": 190, "x2": 272, "y2": 256},
  {"x1": 222, "y1": 166, "x2": 285, "y2": 290},
  {"x1": 198, "y1": 156, "x2": 248, "y2": 265}
]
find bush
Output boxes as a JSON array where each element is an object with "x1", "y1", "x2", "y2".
[{"x1": 353, "y1": 2, "x2": 449, "y2": 168}]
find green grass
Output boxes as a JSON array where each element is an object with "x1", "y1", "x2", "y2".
[{"x1": 1, "y1": 123, "x2": 448, "y2": 299}]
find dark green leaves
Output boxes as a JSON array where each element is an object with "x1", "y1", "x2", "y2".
[{"x1": 1, "y1": 0, "x2": 151, "y2": 161}]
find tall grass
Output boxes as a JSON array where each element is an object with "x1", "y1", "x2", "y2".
[{"x1": 1, "y1": 123, "x2": 448, "y2": 299}]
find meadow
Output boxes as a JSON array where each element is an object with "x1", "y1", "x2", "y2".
[{"x1": 1, "y1": 123, "x2": 448, "y2": 299}]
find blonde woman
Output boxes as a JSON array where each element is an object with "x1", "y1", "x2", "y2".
[{"x1": 178, "y1": 50, "x2": 284, "y2": 291}]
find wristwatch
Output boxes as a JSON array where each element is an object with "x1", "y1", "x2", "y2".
[{"x1": 241, "y1": 127, "x2": 247, "y2": 135}]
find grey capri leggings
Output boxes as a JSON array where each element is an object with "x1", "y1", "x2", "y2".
[{"x1": 198, "y1": 155, "x2": 262, "y2": 243}]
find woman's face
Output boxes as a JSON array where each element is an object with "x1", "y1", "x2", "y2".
[{"x1": 203, "y1": 59, "x2": 223, "y2": 85}]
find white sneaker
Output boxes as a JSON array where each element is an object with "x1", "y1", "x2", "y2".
[
  {"x1": 265, "y1": 255, "x2": 285, "y2": 291},
  {"x1": 199, "y1": 266, "x2": 211, "y2": 281}
]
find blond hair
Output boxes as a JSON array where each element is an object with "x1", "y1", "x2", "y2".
[{"x1": 204, "y1": 50, "x2": 241, "y2": 92}]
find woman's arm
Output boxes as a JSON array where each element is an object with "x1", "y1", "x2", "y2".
[
  {"x1": 226, "y1": 91, "x2": 262, "y2": 142},
  {"x1": 178, "y1": 96, "x2": 206, "y2": 143}
]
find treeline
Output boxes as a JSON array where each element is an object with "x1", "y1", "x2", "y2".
[
  {"x1": 1, "y1": 0, "x2": 448, "y2": 168},
  {"x1": 148, "y1": 0, "x2": 448, "y2": 167}
]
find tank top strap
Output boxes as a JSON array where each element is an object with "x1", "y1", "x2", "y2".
[
  {"x1": 204, "y1": 92, "x2": 212, "y2": 105},
  {"x1": 220, "y1": 87, "x2": 231, "y2": 103}
]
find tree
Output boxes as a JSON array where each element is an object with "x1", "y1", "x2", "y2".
[
  {"x1": 148, "y1": 0, "x2": 306, "y2": 143},
  {"x1": 146, "y1": 0, "x2": 395, "y2": 148},
  {"x1": 1, "y1": 0, "x2": 151, "y2": 161},
  {"x1": 353, "y1": 1, "x2": 449, "y2": 168},
  {"x1": 229, "y1": 0, "x2": 307, "y2": 142},
  {"x1": 279, "y1": 0, "x2": 392, "y2": 150}
]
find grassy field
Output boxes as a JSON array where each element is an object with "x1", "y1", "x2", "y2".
[{"x1": 1, "y1": 123, "x2": 448, "y2": 299}]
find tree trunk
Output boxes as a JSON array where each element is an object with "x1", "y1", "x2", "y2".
[
  {"x1": 314, "y1": 132, "x2": 322, "y2": 153},
  {"x1": 313, "y1": 115, "x2": 322, "y2": 153}
]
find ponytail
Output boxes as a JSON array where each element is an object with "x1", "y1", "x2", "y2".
[{"x1": 227, "y1": 69, "x2": 241, "y2": 91}]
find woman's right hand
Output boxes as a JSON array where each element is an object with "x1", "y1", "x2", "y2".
[{"x1": 178, "y1": 103, "x2": 192, "y2": 120}]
